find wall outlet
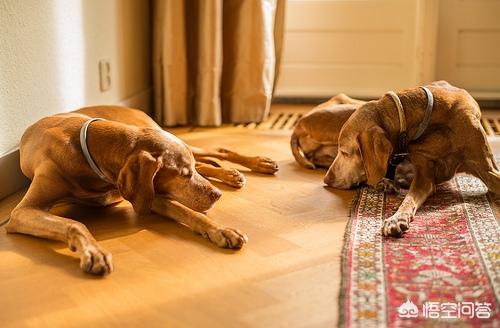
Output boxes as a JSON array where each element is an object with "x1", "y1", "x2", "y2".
[{"x1": 99, "y1": 60, "x2": 111, "y2": 92}]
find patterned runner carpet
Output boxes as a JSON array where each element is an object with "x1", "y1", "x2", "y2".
[{"x1": 340, "y1": 175, "x2": 499, "y2": 327}]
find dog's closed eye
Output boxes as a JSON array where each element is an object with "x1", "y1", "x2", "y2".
[
  {"x1": 340, "y1": 150, "x2": 350, "y2": 157},
  {"x1": 180, "y1": 167, "x2": 192, "y2": 177}
]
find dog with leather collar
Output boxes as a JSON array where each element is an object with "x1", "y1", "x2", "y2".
[
  {"x1": 324, "y1": 81, "x2": 500, "y2": 237},
  {"x1": 385, "y1": 86, "x2": 434, "y2": 180}
]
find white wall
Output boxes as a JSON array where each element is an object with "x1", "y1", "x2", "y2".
[{"x1": 0, "y1": 0, "x2": 151, "y2": 155}]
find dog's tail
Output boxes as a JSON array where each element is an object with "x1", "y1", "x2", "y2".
[{"x1": 290, "y1": 132, "x2": 315, "y2": 169}]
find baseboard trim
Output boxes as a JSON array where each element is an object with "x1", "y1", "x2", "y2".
[
  {"x1": 273, "y1": 97, "x2": 500, "y2": 109},
  {"x1": 477, "y1": 99, "x2": 500, "y2": 109},
  {"x1": 0, "y1": 148, "x2": 29, "y2": 200}
]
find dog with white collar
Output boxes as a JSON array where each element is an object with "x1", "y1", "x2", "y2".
[{"x1": 6, "y1": 105, "x2": 278, "y2": 275}]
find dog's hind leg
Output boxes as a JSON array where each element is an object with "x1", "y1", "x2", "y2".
[
  {"x1": 329, "y1": 93, "x2": 367, "y2": 105},
  {"x1": 469, "y1": 159, "x2": 500, "y2": 195},
  {"x1": 195, "y1": 157, "x2": 222, "y2": 167},
  {"x1": 290, "y1": 132, "x2": 316, "y2": 169},
  {"x1": 190, "y1": 146, "x2": 279, "y2": 174},
  {"x1": 484, "y1": 170, "x2": 500, "y2": 195},
  {"x1": 6, "y1": 175, "x2": 113, "y2": 275},
  {"x1": 483, "y1": 145, "x2": 500, "y2": 195},
  {"x1": 152, "y1": 197, "x2": 248, "y2": 249},
  {"x1": 195, "y1": 163, "x2": 246, "y2": 188},
  {"x1": 462, "y1": 124, "x2": 500, "y2": 195}
]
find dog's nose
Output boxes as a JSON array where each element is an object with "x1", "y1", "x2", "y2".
[
  {"x1": 323, "y1": 174, "x2": 334, "y2": 186},
  {"x1": 211, "y1": 188, "x2": 222, "y2": 201}
]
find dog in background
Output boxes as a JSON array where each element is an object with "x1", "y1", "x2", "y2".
[{"x1": 291, "y1": 94, "x2": 362, "y2": 170}]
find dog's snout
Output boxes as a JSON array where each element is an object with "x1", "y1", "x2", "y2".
[
  {"x1": 324, "y1": 173, "x2": 334, "y2": 186},
  {"x1": 323, "y1": 171, "x2": 355, "y2": 189},
  {"x1": 211, "y1": 188, "x2": 222, "y2": 201}
]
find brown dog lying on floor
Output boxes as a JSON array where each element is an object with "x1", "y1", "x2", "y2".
[
  {"x1": 291, "y1": 94, "x2": 414, "y2": 190},
  {"x1": 6, "y1": 106, "x2": 278, "y2": 275},
  {"x1": 291, "y1": 93, "x2": 364, "y2": 169},
  {"x1": 323, "y1": 81, "x2": 500, "y2": 237}
]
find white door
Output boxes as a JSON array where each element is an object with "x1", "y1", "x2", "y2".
[
  {"x1": 276, "y1": 0, "x2": 500, "y2": 100},
  {"x1": 436, "y1": 0, "x2": 500, "y2": 99}
]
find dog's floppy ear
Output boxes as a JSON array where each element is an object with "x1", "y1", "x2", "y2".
[
  {"x1": 117, "y1": 150, "x2": 162, "y2": 215},
  {"x1": 357, "y1": 126, "x2": 393, "y2": 186}
]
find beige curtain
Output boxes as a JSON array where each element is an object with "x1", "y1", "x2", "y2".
[{"x1": 153, "y1": 0, "x2": 285, "y2": 126}]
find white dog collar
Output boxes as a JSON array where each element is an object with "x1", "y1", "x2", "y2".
[
  {"x1": 387, "y1": 91, "x2": 407, "y2": 133},
  {"x1": 384, "y1": 86, "x2": 434, "y2": 180},
  {"x1": 80, "y1": 118, "x2": 112, "y2": 183}
]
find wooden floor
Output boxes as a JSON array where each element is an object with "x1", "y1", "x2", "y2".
[{"x1": 0, "y1": 110, "x2": 354, "y2": 327}]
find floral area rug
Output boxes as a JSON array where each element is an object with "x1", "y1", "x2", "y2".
[{"x1": 340, "y1": 175, "x2": 499, "y2": 327}]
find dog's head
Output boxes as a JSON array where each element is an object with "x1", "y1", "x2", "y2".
[
  {"x1": 117, "y1": 130, "x2": 221, "y2": 215},
  {"x1": 323, "y1": 101, "x2": 393, "y2": 189}
]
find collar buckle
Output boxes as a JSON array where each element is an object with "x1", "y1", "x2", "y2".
[{"x1": 389, "y1": 152, "x2": 408, "y2": 166}]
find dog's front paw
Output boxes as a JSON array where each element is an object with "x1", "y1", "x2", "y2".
[
  {"x1": 221, "y1": 168, "x2": 246, "y2": 188},
  {"x1": 382, "y1": 213, "x2": 412, "y2": 237},
  {"x1": 80, "y1": 246, "x2": 113, "y2": 275},
  {"x1": 249, "y1": 157, "x2": 279, "y2": 174},
  {"x1": 376, "y1": 178, "x2": 400, "y2": 194},
  {"x1": 205, "y1": 227, "x2": 248, "y2": 249}
]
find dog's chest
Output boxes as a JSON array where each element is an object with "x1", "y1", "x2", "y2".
[
  {"x1": 68, "y1": 178, "x2": 122, "y2": 206},
  {"x1": 68, "y1": 188, "x2": 123, "y2": 207}
]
